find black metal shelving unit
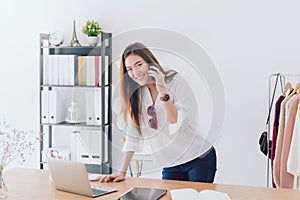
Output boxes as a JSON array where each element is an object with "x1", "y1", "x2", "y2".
[{"x1": 39, "y1": 32, "x2": 112, "y2": 174}]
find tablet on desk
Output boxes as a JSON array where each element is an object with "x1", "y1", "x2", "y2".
[{"x1": 117, "y1": 187, "x2": 167, "y2": 200}]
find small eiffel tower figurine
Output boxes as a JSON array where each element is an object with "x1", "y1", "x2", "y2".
[{"x1": 69, "y1": 20, "x2": 81, "y2": 47}]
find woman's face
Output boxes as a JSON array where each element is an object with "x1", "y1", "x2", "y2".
[{"x1": 125, "y1": 54, "x2": 152, "y2": 86}]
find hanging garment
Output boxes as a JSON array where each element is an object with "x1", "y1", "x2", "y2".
[
  {"x1": 273, "y1": 94, "x2": 295, "y2": 187},
  {"x1": 270, "y1": 95, "x2": 285, "y2": 188},
  {"x1": 280, "y1": 94, "x2": 300, "y2": 188},
  {"x1": 287, "y1": 96, "x2": 300, "y2": 189},
  {"x1": 259, "y1": 74, "x2": 280, "y2": 157}
]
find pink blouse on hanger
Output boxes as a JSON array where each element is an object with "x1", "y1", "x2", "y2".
[
  {"x1": 273, "y1": 95, "x2": 295, "y2": 187},
  {"x1": 280, "y1": 94, "x2": 300, "y2": 188}
]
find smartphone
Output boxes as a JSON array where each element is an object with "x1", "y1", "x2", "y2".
[
  {"x1": 117, "y1": 187, "x2": 167, "y2": 200},
  {"x1": 149, "y1": 65, "x2": 156, "y2": 80}
]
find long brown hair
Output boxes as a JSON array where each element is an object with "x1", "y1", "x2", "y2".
[{"x1": 120, "y1": 42, "x2": 177, "y2": 132}]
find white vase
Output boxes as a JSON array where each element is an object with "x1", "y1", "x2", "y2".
[
  {"x1": 0, "y1": 168, "x2": 7, "y2": 199},
  {"x1": 86, "y1": 36, "x2": 99, "y2": 47}
]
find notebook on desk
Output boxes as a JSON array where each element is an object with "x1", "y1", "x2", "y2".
[{"x1": 47, "y1": 158, "x2": 117, "y2": 198}]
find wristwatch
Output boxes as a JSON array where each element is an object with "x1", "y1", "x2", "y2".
[{"x1": 160, "y1": 93, "x2": 170, "y2": 102}]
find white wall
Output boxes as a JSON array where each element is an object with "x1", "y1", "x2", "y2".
[{"x1": 1, "y1": 0, "x2": 300, "y2": 187}]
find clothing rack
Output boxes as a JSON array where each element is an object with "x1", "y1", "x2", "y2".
[{"x1": 267, "y1": 73, "x2": 300, "y2": 187}]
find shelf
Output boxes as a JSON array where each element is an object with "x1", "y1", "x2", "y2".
[
  {"x1": 40, "y1": 84, "x2": 110, "y2": 88},
  {"x1": 39, "y1": 32, "x2": 112, "y2": 174},
  {"x1": 40, "y1": 121, "x2": 111, "y2": 128},
  {"x1": 41, "y1": 46, "x2": 111, "y2": 56}
]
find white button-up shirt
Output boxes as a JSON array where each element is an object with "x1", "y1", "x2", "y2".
[{"x1": 122, "y1": 74, "x2": 211, "y2": 168}]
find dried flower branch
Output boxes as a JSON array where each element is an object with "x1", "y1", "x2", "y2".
[{"x1": 0, "y1": 119, "x2": 40, "y2": 169}]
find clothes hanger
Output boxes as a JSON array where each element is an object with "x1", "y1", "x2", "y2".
[
  {"x1": 281, "y1": 82, "x2": 293, "y2": 96},
  {"x1": 287, "y1": 82, "x2": 300, "y2": 97},
  {"x1": 294, "y1": 82, "x2": 300, "y2": 93}
]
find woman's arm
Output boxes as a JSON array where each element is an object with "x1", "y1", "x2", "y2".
[
  {"x1": 99, "y1": 151, "x2": 134, "y2": 182},
  {"x1": 159, "y1": 92, "x2": 178, "y2": 123},
  {"x1": 148, "y1": 65, "x2": 178, "y2": 123}
]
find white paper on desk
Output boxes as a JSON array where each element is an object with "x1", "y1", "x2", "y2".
[{"x1": 170, "y1": 188, "x2": 231, "y2": 200}]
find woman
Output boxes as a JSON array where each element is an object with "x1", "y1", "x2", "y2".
[{"x1": 100, "y1": 42, "x2": 216, "y2": 183}]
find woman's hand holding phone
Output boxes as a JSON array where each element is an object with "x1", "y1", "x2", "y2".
[{"x1": 148, "y1": 65, "x2": 167, "y2": 94}]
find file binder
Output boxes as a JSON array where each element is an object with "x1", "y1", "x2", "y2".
[
  {"x1": 58, "y1": 55, "x2": 69, "y2": 86},
  {"x1": 42, "y1": 55, "x2": 49, "y2": 85},
  {"x1": 82, "y1": 56, "x2": 87, "y2": 86},
  {"x1": 74, "y1": 55, "x2": 78, "y2": 86},
  {"x1": 75, "y1": 130, "x2": 91, "y2": 164},
  {"x1": 78, "y1": 56, "x2": 83, "y2": 85},
  {"x1": 68, "y1": 55, "x2": 75, "y2": 86},
  {"x1": 90, "y1": 130, "x2": 101, "y2": 165},
  {"x1": 94, "y1": 90, "x2": 102, "y2": 126},
  {"x1": 86, "y1": 56, "x2": 96, "y2": 86},
  {"x1": 47, "y1": 55, "x2": 54, "y2": 85},
  {"x1": 48, "y1": 90, "x2": 65, "y2": 124},
  {"x1": 52, "y1": 55, "x2": 59, "y2": 85},
  {"x1": 85, "y1": 91, "x2": 95, "y2": 125},
  {"x1": 41, "y1": 89, "x2": 49, "y2": 124},
  {"x1": 95, "y1": 56, "x2": 100, "y2": 86},
  {"x1": 72, "y1": 130, "x2": 102, "y2": 165}
]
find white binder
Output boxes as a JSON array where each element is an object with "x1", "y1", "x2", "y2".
[
  {"x1": 73, "y1": 130, "x2": 102, "y2": 165},
  {"x1": 75, "y1": 130, "x2": 91, "y2": 164},
  {"x1": 58, "y1": 55, "x2": 69, "y2": 86},
  {"x1": 42, "y1": 55, "x2": 49, "y2": 85},
  {"x1": 41, "y1": 89, "x2": 49, "y2": 124},
  {"x1": 47, "y1": 55, "x2": 53, "y2": 85},
  {"x1": 86, "y1": 56, "x2": 95, "y2": 86},
  {"x1": 52, "y1": 55, "x2": 59, "y2": 85},
  {"x1": 68, "y1": 55, "x2": 75, "y2": 86},
  {"x1": 90, "y1": 130, "x2": 101, "y2": 165},
  {"x1": 85, "y1": 91, "x2": 95, "y2": 125},
  {"x1": 94, "y1": 90, "x2": 102, "y2": 126},
  {"x1": 48, "y1": 90, "x2": 65, "y2": 124}
]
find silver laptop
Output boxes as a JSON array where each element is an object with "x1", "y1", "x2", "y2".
[{"x1": 47, "y1": 158, "x2": 117, "y2": 197}]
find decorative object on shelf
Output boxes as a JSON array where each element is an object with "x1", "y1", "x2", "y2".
[
  {"x1": 66, "y1": 101, "x2": 81, "y2": 123},
  {"x1": 49, "y1": 32, "x2": 64, "y2": 46},
  {"x1": 0, "y1": 119, "x2": 40, "y2": 198},
  {"x1": 82, "y1": 20, "x2": 102, "y2": 47},
  {"x1": 69, "y1": 20, "x2": 81, "y2": 47}
]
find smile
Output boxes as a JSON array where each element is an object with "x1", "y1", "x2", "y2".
[{"x1": 135, "y1": 74, "x2": 145, "y2": 80}]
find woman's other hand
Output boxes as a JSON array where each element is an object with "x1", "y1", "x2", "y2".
[{"x1": 99, "y1": 172, "x2": 126, "y2": 182}]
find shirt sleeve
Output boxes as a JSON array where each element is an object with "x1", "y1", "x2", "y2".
[
  {"x1": 168, "y1": 75, "x2": 198, "y2": 135},
  {"x1": 122, "y1": 118, "x2": 143, "y2": 152}
]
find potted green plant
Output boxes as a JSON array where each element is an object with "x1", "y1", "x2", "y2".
[{"x1": 82, "y1": 20, "x2": 102, "y2": 46}]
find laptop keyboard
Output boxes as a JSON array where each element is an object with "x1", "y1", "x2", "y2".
[
  {"x1": 91, "y1": 184, "x2": 117, "y2": 196},
  {"x1": 91, "y1": 188, "x2": 108, "y2": 196}
]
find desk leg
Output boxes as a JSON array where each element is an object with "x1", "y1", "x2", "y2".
[
  {"x1": 137, "y1": 160, "x2": 143, "y2": 177},
  {"x1": 129, "y1": 163, "x2": 133, "y2": 177}
]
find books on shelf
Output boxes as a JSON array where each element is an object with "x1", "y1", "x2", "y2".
[
  {"x1": 42, "y1": 55, "x2": 105, "y2": 86},
  {"x1": 170, "y1": 188, "x2": 231, "y2": 200}
]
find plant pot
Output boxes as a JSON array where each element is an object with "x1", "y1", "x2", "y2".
[{"x1": 86, "y1": 36, "x2": 99, "y2": 47}]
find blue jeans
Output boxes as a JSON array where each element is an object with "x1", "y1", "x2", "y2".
[{"x1": 162, "y1": 147, "x2": 217, "y2": 183}]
